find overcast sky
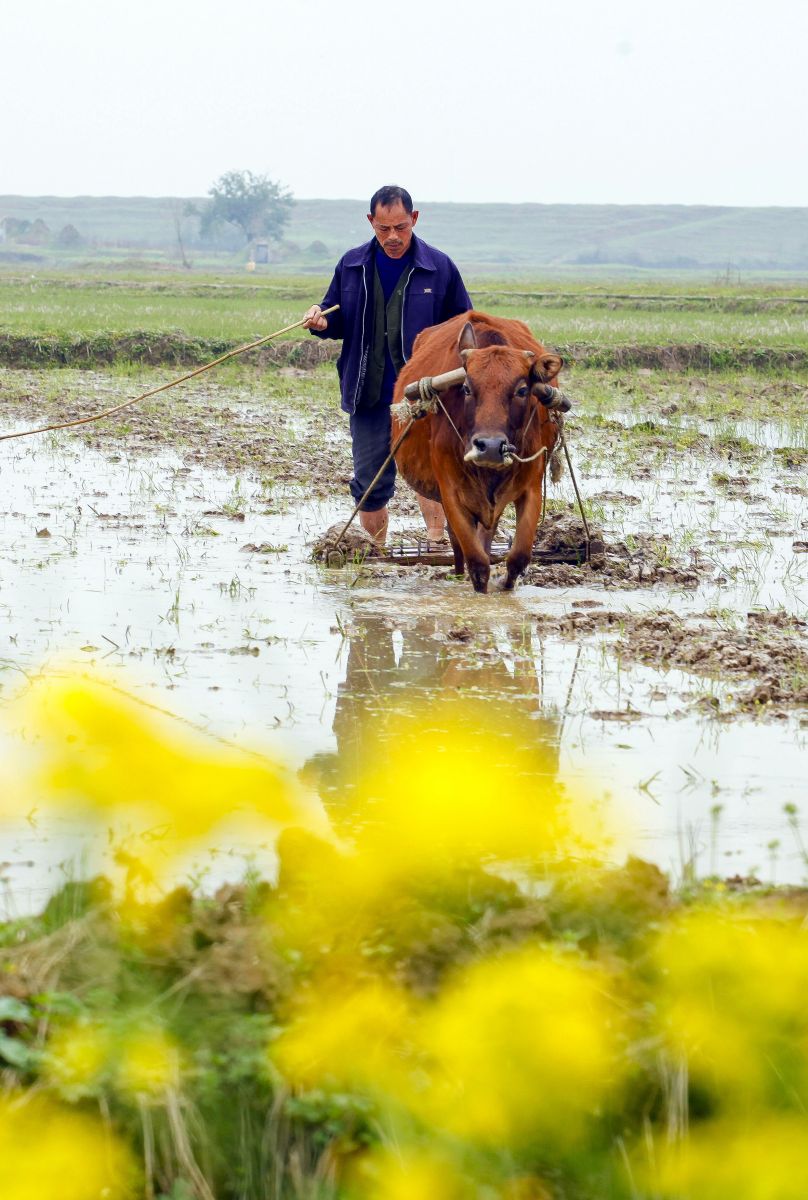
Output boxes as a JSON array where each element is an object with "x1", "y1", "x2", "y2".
[{"x1": 3, "y1": 0, "x2": 806, "y2": 206}]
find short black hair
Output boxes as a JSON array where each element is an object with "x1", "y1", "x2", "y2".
[{"x1": 369, "y1": 185, "x2": 414, "y2": 216}]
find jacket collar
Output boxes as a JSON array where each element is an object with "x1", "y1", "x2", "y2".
[{"x1": 343, "y1": 233, "x2": 437, "y2": 272}]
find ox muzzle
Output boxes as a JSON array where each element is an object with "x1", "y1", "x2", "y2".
[{"x1": 463, "y1": 435, "x2": 514, "y2": 467}]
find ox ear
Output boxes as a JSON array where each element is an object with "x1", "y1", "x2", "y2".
[
  {"x1": 531, "y1": 352, "x2": 564, "y2": 384},
  {"x1": 457, "y1": 321, "x2": 477, "y2": 360}
]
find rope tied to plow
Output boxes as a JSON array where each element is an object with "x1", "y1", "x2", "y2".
[{"x1": 0, "y1": 305, "x2": 340, "y2": 444}]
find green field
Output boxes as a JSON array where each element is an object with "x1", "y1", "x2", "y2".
[{"x1": 1, "y1": 274, "x2": 808, "y2": 369}]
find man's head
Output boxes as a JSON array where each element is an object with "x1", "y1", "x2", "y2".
[{"x1": 367, "y1": 184, "x2": 419, "y2": 259}]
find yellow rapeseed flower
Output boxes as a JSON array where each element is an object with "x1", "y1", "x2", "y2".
[
  {"x1": 15, "y1": 678, "x2": 329, "y2": 889},
  {"x1": 417, "y1": 945, "x2": 622, "y2": 1147},
  {"x1": 650, "y1": 1116, "x2": 808, "y2": 1199},
  {"x1": 275, "y1": 704, "x2": 614, "y2": 963},
  {"x1": 357, "y1": 703, "x2": 609, "y2": 880},
  {"x1": 351, "y1": 1147, "x2": 477, "y2": 1200},
  {"x1": 0, "y1": 1091, "x2": 137, "y2": 1200},
  {"x1": 274, "y1": 977, "x2": 416, "y2": 1101},
  {"x1": 45, "y1": 1020, "x2": 111, "y2": 1095},
  {"x1": 654, "y1": 908, "x2": 808, "y2": 1107},
  {"x1": 276, "y1": 947, "x2": 623, "y2": 1153},
  {"x1": 352, "y1": 1148, "x2": 554, "y2": 1199},
  {"x1": 116, "y1": 1025, "x2": 181, "y2": 1098}
]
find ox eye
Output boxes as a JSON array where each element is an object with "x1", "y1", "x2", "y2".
[
  {"x1": 515, "y1": 385, "x2": 528, "y2": 398},
  {"x1": 462, "y1": 384, "x2": 472, "y2": 396}
]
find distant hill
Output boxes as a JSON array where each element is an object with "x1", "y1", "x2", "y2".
[{"x1": 2, "y1": 195, "x2": 807, "y2": 275}]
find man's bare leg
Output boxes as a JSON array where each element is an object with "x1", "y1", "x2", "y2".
[
  {"x1": 418, "y1": 496, "x2": 446, "y2": 542},
  {"x1": 360, "y1": 506, "x2": 389, "y2": 546}
]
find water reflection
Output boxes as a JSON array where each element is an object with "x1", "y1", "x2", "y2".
[{"x1": 303, "y1": 615, "x2": 562, "y2": 832}]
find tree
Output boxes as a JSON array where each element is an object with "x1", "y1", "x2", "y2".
[
  {"x1": 1, "y1": 217, "x2": 31, "y2": 241},
  {"x1": 19, "y1": 219, "x2": 51, "y2": 245},
  {"x1": 198, "y1": 170, "x2": 293, "y2": 246},
  {"x1": 56, "y1": 223, "x2": 84, "y2": 248}
]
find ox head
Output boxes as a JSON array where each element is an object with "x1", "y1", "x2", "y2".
[{"x1": 456, "y1": 322, "x2": 563, "y2": 468}]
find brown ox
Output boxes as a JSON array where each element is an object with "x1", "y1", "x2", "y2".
[{"x1": 393, "y1": 311, "x2": 564, "y2": 593}]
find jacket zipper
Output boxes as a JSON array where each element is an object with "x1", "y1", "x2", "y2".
[
  {"x1": 400, "y1": 267, "x2": 415, "y2": 363},
  {"x1": 352, "y1": 264, "x2": 369, "y2": 412}
]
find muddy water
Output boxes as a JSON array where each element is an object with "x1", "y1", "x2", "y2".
[{"x1": 1, "y1": 428, "x2": 806, "y2": 913}]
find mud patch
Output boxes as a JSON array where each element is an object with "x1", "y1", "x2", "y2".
[
  {"x1": 310, "y1": 522, "x2": 381, "y2": 564},
  {"x1": 524, "y1": 526, "x2": 707, "y2": 590},
  {"x1": 534, "y1": 607, "x2": 808, "y2": 714}
]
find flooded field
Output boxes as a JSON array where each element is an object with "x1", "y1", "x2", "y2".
[{"x1": 2, "y1": 361, "x2": 807, "y2": 910}]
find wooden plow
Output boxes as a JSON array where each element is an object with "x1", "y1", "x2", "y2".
[{"x1": 379, "y1": 532, "x2": 605, "y2": 569}]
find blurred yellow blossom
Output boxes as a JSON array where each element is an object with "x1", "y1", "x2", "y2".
[
  {"x1": 274, "y1": 977, "x2": 416, "y2": 1100},
  {"x1": 358, "y1": 704, "x2": 611, "y2": 878},
  {"x1": 274, "y1": 705, "x2": 615, "y2": 965},
  {"x1": 276, "y1": 946, "x2": 623, "y2": 1155},
  {"x1": 12, "y1": 678, "x2": 330, "y2": 890},
  {"x1": 0, "y1": 1091, "x2": 137, "y2": 1200},
  {"x1": 116, "y1": 1025, "x2": 182, "y2": 1098},
  {"x1": 352, "y1": 1148, "x2": 553, "y2": 1199},
  {"x1": 650, "y1": 1116, "x2": 808, "y2": 1199},
  {"x1": 417, "y1": 945, "x2": 623, "y2": 1147},
  {"x1": 45, "y1": 1019, "x2": 111, "y2": 1094},
  {"x1": 351, "y1": 1147, "x2": 478, "y2": 1200},
  {"x1": 654, "y1": 908, "x2": 808, "y2": 1106}
]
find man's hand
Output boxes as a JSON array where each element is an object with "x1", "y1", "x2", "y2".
[{"x1": 302, "y1": 304, "x2": 328, "y2": 332}]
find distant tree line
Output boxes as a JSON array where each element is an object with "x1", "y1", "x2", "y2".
[{"x1": 0, "y1": 217, "x2": 83, "y2": 247}]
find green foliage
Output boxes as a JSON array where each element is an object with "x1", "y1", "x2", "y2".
[{"x1": 197, "y1": 170, "x2": 294, "y2": 246}]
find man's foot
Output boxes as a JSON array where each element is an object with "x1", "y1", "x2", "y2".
[
  {"x1": 360, "y1": 507, "x2": 389, "y2": 548},
  {"x1": 418, "y1": 496, "x2": 447, "y2": 543}
]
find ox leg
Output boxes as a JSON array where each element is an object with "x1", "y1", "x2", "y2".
[
  {"x1": 441, "y1": 496, "x2": 490, "y2": 593},
  {"x1": 501, "y1": 487, "x2": 543, "y2": 591},
  {"x1": 447, "y1": 522, "x2": 465, "y2": 577},
  {"x1": 479, "y1": 523, "x2": 495, "y2": 556}
]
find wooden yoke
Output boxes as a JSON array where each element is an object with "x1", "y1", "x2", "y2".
[
  {"x1": 403, "y1": 367, "x2": 467, "y2": 401},
  {"x1": 403, "y1": 370, "x2": 571, "y2": 412}
]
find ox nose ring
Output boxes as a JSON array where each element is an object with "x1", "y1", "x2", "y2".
[{"x1": 472, "y1": 436, "x2": 508, "y2": 460}]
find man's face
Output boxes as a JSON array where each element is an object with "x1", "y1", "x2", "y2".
[{"x1": 367, "y1": 202, "x2": 419, "y2": 259}]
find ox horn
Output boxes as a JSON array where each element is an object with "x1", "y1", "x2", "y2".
[
  {"x1": 403, "y1": 366, "x2": 467, "y2": 402},
  {"x1": 534, "y1": 383, "x2": 572, "y2": 412}
]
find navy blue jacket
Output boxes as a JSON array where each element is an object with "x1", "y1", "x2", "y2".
[{"x1": 311, "y1": 234, "x2": 472, "y2": 414}]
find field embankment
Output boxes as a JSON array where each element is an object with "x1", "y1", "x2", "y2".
[{"x1": 2, "y1": 273, "x2": 808, "y2": 370}]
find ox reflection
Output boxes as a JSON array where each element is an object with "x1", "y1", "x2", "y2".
[{"x1": 302, "y1": 615, "x2": 561, "y2": 832}]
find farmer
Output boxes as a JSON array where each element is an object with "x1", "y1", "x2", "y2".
[{"x1": 303, "y1": 185, "x2": 472, "y2": 546}]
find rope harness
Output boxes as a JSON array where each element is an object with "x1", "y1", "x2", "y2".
[{"x1": 333, "y1": 373, "x2": 591, "y2": 563}]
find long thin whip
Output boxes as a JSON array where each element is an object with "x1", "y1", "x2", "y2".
[{"x1": 0, "y1": 304, "x2": 339, "y2": 444}]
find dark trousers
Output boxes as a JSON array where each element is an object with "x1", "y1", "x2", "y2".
[{"x1": 349, "y1": 402, "x2": 397, "y2": 511}]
